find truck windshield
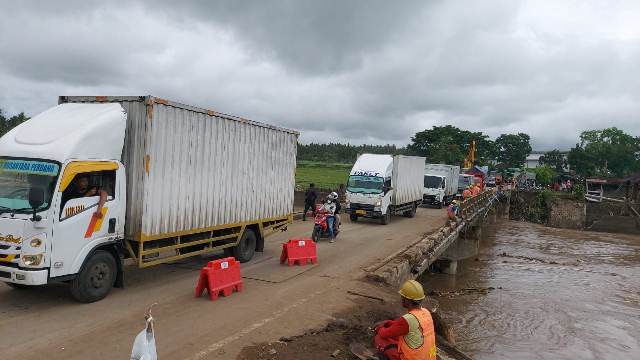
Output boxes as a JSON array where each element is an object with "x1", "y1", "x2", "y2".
[
  {"x1": 347, "y1": 175, "x2": 384, "y2": 194},
  {"x1": 0, "y1": 158, "x2": 60, "y2": 213},
  {"x1": 458, "y1": 175, "x2": 472, "y2": 189},
  {"x1": 424, "y1": 175, "x2": 443, "y2": 189}
]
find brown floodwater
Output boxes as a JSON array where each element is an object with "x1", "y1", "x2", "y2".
[{"x1": 423, "y1": 221, "x2": 640, "y2": 360}]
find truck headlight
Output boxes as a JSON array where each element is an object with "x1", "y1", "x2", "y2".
[
  {"x1": 374, "y1": 200, "x2": 382, "y2": 207},
  {"x1": 30, "y1": 238, "x2": 43, "y2": 247},
  {"x1": 22, "y1": 254, "x2": 43, "y2": 266}
]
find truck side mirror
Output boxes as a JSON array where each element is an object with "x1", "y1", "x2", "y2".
[
  {"x1": 383, "y1": 186, "x2": 393, "y2": 194},
  {"x1": 28, "y1": 187, "x2": 45, "y2": 221},
  {"x1": 29, "y1": 187, "x2": 45, "y2": 209}
]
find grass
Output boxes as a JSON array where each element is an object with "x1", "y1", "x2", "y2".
[{"x1": 295, "y1": 160, "x2": 352, "y2": 190}]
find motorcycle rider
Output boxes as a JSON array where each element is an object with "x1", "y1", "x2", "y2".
[{"x1": 323, "y1": 192, "x2": 339, "y2": 243}]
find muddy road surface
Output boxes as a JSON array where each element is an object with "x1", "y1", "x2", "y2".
[
  {"x1": 0, "y1": 208, "x2": 446, "y2": 360},
  {"x1": 424, "y1": 221, "x2": 640, "y2": 360}
]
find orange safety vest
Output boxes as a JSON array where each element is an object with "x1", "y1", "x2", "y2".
[
  {"x1": 472, "y1": 186, "x2": 480, "y2": 196},
  {"x1": 398, "y1": 308, "x2": 436, "y2": 360},
  {"x1": 463, "y1": 189, "x2": 472, "y2": 199},
  {"x1": 446, "y1": 204, "x2": 456, "y2": 219}
]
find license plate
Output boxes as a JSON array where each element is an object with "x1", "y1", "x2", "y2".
[{"x1": 355, "y1": 210, "x2": 366, "y2": 215}]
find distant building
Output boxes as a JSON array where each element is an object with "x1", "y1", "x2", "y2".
[
  {"x1": 524, "y1": 150, "x2": 570, "y2": 171},
  {"x1": 524, "y1": 151, "x2": 545, "y2": 168}
]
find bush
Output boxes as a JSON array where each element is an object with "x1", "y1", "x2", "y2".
[{"x1": 533, "y1": 166, "x2": 557, "y2": 187}]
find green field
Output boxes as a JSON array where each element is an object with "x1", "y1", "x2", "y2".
[{"x1": 295, "y1": 160, "x2": 351, "y2": 190}]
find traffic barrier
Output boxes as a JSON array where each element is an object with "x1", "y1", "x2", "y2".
[
  {"x1": 280, "y1": 238, "x2": 317, "y2": 266},
  {"x1": 195, "y1": 257, "x2": 243, "y2": 301}
]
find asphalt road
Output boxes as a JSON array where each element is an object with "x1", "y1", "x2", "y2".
[{"x1": 0, "y1": 208, "x2": 446, "y2": 359}]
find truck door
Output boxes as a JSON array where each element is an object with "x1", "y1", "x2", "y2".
[{"x1": 50, "y1": 162, "x2": 121, "y2": 278}]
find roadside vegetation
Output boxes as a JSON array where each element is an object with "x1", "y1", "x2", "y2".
[{"x1": 295, "y1": 160, "x2": 351, "y2": 190}]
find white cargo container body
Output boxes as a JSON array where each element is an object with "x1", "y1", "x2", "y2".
[
  {"x1": 0, "y1": 95, "x2": 297, "y2": 302},
  {"x1": 391, "y1": 156, "x2": 425, "y2": 206}
]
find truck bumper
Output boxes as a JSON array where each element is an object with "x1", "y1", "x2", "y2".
[
  {"x1": 0, "y1": 265, "x2": 48, "y2": 286},
  {"x1": 423, "y1": 195, "x2": 439, "y2": 204},
  {"x1": 346, "y1": 208, "x2": 382, "y2": 218}
]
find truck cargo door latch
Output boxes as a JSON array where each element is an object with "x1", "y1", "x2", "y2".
[{"x1": 108, "y1": 218, "x2": 116, "y2": 234}]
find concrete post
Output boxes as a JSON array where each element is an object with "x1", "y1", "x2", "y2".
[{"x1": 440, "y1": 259, "x2": 458, "y2": 275}]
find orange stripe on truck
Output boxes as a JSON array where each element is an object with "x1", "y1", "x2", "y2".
[{"x1": 84, "y1": 207, "x2": 108, "y2": 238}]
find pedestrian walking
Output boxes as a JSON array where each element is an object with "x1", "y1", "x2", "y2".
[{"x1": 302, "y1": 183, "x2": 318, "y2": 221}]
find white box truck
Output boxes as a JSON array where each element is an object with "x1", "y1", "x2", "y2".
[
  {"x1": 345, "y1": 154, "x2": 425, "y2": 225},
  {"x1": 0, "y1": 96, "x2": 298, "y2": 302},
  {"x1": 422, "y1": 164, "x2": 460, "y2": 208}
]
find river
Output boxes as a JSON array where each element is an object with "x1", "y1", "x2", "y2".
[{"x1": 424, "y1": 221, "x2": 640, "y2": 360}]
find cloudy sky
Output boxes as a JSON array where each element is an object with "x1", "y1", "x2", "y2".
[{"x1": 1, "y1": 0, "x2": 639, "y2": 150}]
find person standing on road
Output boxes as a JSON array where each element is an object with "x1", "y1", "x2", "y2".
[
  {"x1": 302, "y1": 183, "x2": 318, "y2": 221},
  {"x1": 373, "y1": 280, "x2": 436, "y2": 360}
]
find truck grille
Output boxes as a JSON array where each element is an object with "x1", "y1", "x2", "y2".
[
  {"x1": 0, "y1": 271, "x2": 10, "y2": 279},
  {"x1": 349, "y1": 203, "x2": 375, "y2": 211}
]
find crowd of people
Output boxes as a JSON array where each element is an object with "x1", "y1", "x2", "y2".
[{"x1": 551, "y1": 179, "x2": 573, "y2": 192}]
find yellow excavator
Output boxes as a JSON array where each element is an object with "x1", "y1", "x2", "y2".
[{"x1": 464, "y1": 140, "x2": 476, "y2": 168}]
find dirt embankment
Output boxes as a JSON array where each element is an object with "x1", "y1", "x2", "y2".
[
  {"x1": 237, "y1": 285, "x2": 465, "y2": 360},
  {"x1": 237, "y1": 297, "x2": 395, "y2": 360}
]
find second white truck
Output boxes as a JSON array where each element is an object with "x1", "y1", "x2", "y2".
[
  {"x1": 346, "y1": 154, "x2": 425, "y2": 225},
  {"x1": 422, "y1": 164, "x2": 460, "y2": 208}
]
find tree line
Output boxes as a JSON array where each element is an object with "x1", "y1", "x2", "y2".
[
  {"x1": 0, "y1": 109, "x2": 29, "y2": 138},
  {"x1": 298, "y1": 125, "x2": 533, "y2": 168}
]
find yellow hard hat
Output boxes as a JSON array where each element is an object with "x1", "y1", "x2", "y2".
[{"x1": 398, "y1": 280, "x2": 426, "y2": 301}]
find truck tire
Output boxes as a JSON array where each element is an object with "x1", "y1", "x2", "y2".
[
  {"x1": 406, "y1": 204, "x2": 417, "y2": 218},
  {"x1": 70, "y1": 250, "x2": 116, "y2": 303},
  {"x1": 380, "y1": 209, "x2": 391, "y2": 225},
  {"x1": 350, "y1": 214, "x2": 358, "y2": 222},
  {"x1": 233, "y1": 229, "x2": 256, "y2": 263}
]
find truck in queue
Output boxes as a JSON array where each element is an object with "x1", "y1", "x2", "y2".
[
  {"x1": 0, "y1": 96, "x2": 298, "y2": 302},
  {"x1": 422, "y1": 164, "x2": 460, "y2": 208},
  {"x1": 457, "y1": 173, "x2": 475, "y2": 197},
  {"x1": 345, "y1": 154, "x2": 425, "y2": 225}
]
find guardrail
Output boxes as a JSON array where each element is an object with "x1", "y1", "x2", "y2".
[{"x1": 458, "y1": 188, "x2": 498, "y2": 219}]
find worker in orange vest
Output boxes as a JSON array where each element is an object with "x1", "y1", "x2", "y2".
[
  {"x1": 446, "y1": 200, "x2": 459, "y2": 220},
  {"x1": 471, "y1": 184, "x2": 481, "y2": 196},
  {"x1": 373, "y1": 280, "x2": 437, "y2": 360},
  {"x1": 462, "y1": 186, "x2": 472, "y2": 200}
]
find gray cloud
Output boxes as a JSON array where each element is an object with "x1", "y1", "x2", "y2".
[{"x1": 1, "y1": 0, "x2": 639, "y2": 150}]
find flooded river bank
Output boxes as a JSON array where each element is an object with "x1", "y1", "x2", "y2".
[{"x1": 424, "y1": 221, "x2": 640, "y2": 359}]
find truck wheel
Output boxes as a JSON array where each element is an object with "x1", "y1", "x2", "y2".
[
  {"x1": 233, "y1": 229, "x2": 256, "y2": 263},
  {"x1": 350, "y1": 214, "x2": 358, "y2": 222},
  {"x1": 381, "y1": 209, "x2": 391, "y2": 225},
  {"x1": 70, "y1": 250, "x2": 116, "y2": 303},
  {"x1": 407, "y1": 204, "x2": 417, "y2": 218}
]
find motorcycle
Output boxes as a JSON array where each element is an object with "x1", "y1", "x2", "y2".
[{"x1": 311, "y1": 204, "x2": 340, "y2": 242}]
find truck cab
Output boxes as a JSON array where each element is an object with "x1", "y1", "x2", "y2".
[
  {"x1": 423, "y1": 174, "x2": 446, "y2": 207},
  {"x1": 0, "y1": 103, "x2": 127, "y2": 302},
  {"x1": 345, "y1": 154, "x2": 393, "y2": 224},
  {"x1": 346, "y1": 154, "x2": 424, "y2": 225}
]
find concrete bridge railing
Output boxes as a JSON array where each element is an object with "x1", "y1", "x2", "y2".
[{"x1": 366, "y1": 189, "x2": 509, "y2": 286}]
